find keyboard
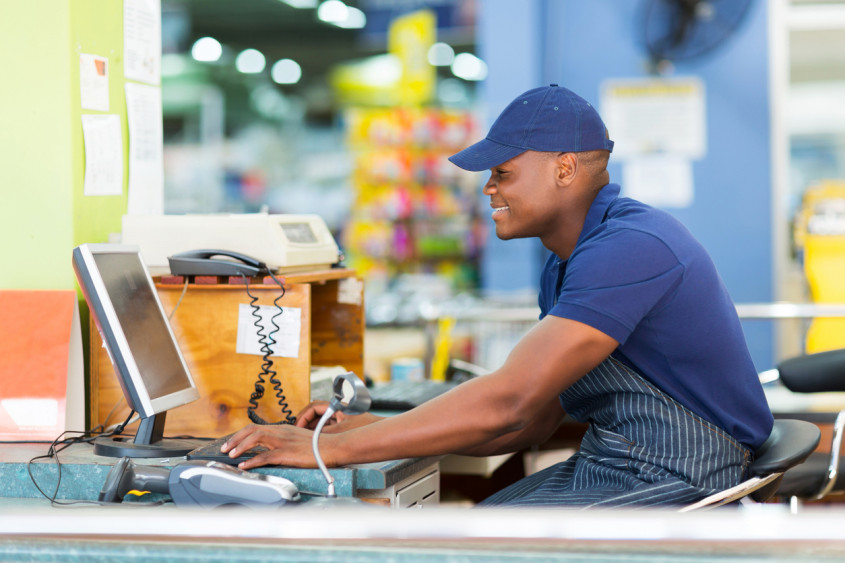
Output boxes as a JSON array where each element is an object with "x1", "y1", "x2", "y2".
[
  {"x1": 186, "y1": 434, "x2": 268, "y2": 466},
  {"x1": 368, "y1": 380, "x2": 458, "y2": 411}
]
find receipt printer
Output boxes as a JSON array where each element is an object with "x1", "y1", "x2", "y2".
[{"x1": 122, "y1": 213, "x2": 341, "y2": 274}]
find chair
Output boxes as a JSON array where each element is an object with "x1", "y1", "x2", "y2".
[
  {"x1": 680, "y1": 418, "x2": 820, "y2": 511},
  {"x1": 769, "y1": 348, "x2": 845, "y2": 506}
]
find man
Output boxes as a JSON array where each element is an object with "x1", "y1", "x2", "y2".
[{"x1": 223, "y1": 84, "x2": 773, "y2": 508}]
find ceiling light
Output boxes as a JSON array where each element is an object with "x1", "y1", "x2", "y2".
[
  {"x1": 235, "y1": 49, "x2": 266, "y2": 74},
  {"x1": 191, "y1": 36, "x2": 222, "y2": 62},
  {"x1": 271, "y1": 58, "x2": 302, "y2": 84},
  {"x1": 451, "y1": 53, "x2": 488, "y2": 81},
  {"x1": 428, "y1": 42, "x2": 455, "y2": 66},
  {"x1": 318, "y1": 0, "x2": 348, "y2": 24},
  {"x1": 335, "y1": 6, "x2": 366, "y2": 29},
  {"x1": 279, "y1": 0, "x2": 317, "y2": 7}
]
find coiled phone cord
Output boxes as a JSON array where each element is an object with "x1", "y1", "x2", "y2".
[{"x1": 243, "y1": 272, "x2": 296, "y2": 425}]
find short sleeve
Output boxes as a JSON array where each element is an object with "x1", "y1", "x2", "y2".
[{"x1": 548, "y1": 228, "x2": 684, "y2": 344}]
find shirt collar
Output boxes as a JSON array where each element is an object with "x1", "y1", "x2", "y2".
[{"x1": 575, "y1": 183, "x2": 619, "y2": 249}]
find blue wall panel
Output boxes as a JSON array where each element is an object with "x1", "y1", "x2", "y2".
[
  {"x1": 475, "y1": 0, "x2": 546, "y2": 293},
  {"x1": 477, "y1": 0, "x2": 774, "y2": 369}
]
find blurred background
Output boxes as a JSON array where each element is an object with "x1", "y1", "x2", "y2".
[{"x1": 153, "y1": 0, "x2": 845, "y2": 375}]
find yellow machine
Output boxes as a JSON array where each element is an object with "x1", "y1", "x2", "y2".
[{"x1": 796, "y1": 181, "x2": 845, "y2": 352}]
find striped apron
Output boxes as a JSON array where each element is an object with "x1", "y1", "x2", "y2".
[{"x1": 479, "y1": 355, "x2": 753, "y2": 508}]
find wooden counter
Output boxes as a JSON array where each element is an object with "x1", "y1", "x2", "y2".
[{"x1": 89, "y1": 268, "x2": 364, "y2": 438}]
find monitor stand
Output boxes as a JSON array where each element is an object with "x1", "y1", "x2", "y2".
[{"x1": 93, "y1": 413, "x2": 203, "y2": 458}]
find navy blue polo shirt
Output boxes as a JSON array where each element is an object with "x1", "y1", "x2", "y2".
[{"x1": 540, "y1": 184, "x2": 773, "y2": 450}]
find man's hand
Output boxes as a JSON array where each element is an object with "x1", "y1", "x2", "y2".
[
  {"x1": 296, "y1": 401, "x2": 384, "y2": 433},
  {"x1": 295, "y1": 400, "x2": 344, "y2": 430},
  {"x1": 220, "y1": 423, "x2": 323, "y2": 470},
  {"x1": 221, "y1": 404, "x2": 384, "y2": 470}
]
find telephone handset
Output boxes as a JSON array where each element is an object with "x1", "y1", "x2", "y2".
[
  {"x1": 166, "y1": 248, "x2": 296, "y2": 425},
  {"x1": 167, "y1": 249, "x2": 268, "y2": 278}
]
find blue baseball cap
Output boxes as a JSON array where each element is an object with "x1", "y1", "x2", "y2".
[{"x1": 449, "y1": 84, "x2": 614, "y2": 172}]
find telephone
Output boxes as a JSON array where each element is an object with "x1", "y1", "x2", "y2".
[
  {"x1": 167, "y1": 249, "x2": 268, "y2": 278},
  {"x1": 166, "y1": 248, "x2": 296, "y2": 426}
]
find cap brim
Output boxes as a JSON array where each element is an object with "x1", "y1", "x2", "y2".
[{"x1": 448, "y1": 138, "x2": 527, "y2": 172}]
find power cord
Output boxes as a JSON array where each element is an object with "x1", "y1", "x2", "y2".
[{"x1": 26, "y1": 410, "x2": 144, "y2": 507}]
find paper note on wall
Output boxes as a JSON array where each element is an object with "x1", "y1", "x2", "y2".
[
  {"x1": 622, "y1": 154, "x2": 694, "y2": 208},
  {"x1": 81, "y1": 114, "x2": 123, "y2": 196},
  {"x1": 236, "y1": 304, "x2": 302, "y2": 358},
  {"x1": 124, "y1": 0, "x2": 161, "y2": 85},
  {"x1": 79, "y1": 53, "x2": 109, "y2": 112},
  {"x1": 125, "y1": 81, "x2": 163, "y2": 214},
  {"x1": 601, "y1": 77, "x2": 706, "y2": 160}
]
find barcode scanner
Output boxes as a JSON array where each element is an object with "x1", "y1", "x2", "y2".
[{"x1": 99, "y1": 456, "x2": 301, "y2": 508}]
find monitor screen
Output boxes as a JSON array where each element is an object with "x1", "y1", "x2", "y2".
[
  {"x1": 91, "y1": 251, "x2": 190, "y2": 402},
  {"x1": 73, "y1": 243, "x2": 200, "y2": 457}
]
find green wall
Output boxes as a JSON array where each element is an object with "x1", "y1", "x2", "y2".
[{"x1": 0, "y1": 0, "x2": 129, "y2": 291}]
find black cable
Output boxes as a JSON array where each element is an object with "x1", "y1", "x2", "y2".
[
  {"x1": 26, "y1": 410, "x2": 137, "y2": 506},
  {"x1": 243, "y1": 272, "x2": 295, "y2": 425}
]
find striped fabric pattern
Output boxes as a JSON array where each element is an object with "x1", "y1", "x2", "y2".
[{"x1": 479, "y1": 356, "x2": 753, "y2": 508}]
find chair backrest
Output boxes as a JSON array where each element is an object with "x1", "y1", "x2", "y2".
[{"x1": 778, "y1": 348, "x2": 845, "y2": 393}]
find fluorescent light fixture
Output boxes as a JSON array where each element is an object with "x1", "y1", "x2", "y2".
[
  {"x1": 451, "y1": 53, "x2": 488, "y2": 81},
  {"x1": 271, "y1": 58, "x2": 302, "y2": 84},
  {"x1": 235, "y1": 48, "x2": 266, "y2": 74},
  {"x1": 191, "y1": 36, "x2": 223, "y2": 62},
  {"x1": 428, "y1": 42, "x2": 455, "y2": 66},
  {"x1": 280, "y1": 0, "x2": 318, "y2": 8},
  {"x1": 318, "y1": 0, "x2": 348, "y2": 24}
]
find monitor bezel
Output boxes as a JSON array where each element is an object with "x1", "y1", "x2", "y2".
[{"x1": 73, "y1": 243, "x2": 199, "y2": 419}]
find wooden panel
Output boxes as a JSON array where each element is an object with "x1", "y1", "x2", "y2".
[
  {"x1": 310, "y1": 277, "x2": 365, "y2": 378},
  {"x1": 90, "y1": 281, "x2": 312, "y2": 439}
]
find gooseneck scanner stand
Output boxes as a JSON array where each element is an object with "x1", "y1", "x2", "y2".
[{"x1": 308, "y1": 371, "x2": 373, "y2": 508}]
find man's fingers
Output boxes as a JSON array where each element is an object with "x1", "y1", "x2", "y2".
[
  {"x1": 221, "y1": 424, "x2": 259, "y2": 453},
  {"x1": 238, "y1": 450, "x2": 276, "y2": 470},
  {"x1": 295, "y1": 401, "x2": 330, "y2": 429}
]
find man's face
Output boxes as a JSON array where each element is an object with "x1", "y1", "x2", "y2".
[{"x1": 483, "y1": 151, "x2": 560, "y2": 241}]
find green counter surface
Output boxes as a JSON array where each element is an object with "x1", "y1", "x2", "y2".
[{"x1": 0, "y1": 442, "x2": 437, "y2": 502}]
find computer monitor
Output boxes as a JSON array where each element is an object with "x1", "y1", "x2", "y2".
[{"x1": 73, "y1": 243, "x2": 201, "y2": 458}]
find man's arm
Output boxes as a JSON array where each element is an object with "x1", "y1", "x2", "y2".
[
  {"x1": 226, "y1": 316, "x2": 617, "y2": 469},
  {"x1": 455, "y1": 394, "x2": 567, "y2": 457}
]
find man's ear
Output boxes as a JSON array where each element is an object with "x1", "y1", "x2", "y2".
[{"x1": 556, "y1": 152, "x2": 577, "y2": 185}]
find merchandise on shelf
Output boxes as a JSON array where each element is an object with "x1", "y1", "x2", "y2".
[{"x1": 342, "y1": 107, "x2": 482, "y2": 293}]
